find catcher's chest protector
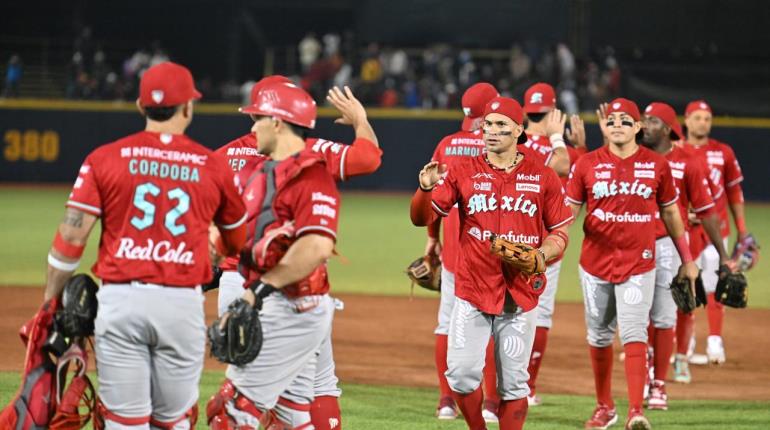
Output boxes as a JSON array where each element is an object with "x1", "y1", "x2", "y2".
[{"x1": 0, "y1": 302, "x2": 58, "y2": 430}]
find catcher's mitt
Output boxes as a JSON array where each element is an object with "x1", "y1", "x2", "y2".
[
  {"x1": 732, "y1": 233, "x2": 760, "y2": 272},
  {"x1": 489, "y1": 234, "x2": 546, "y2": 275},
  {"x1": 715, "y1": 266, "x2": 748, "y2": 308},
  {"x1": 55, "y1": 274, "x2": 98, "y2": 338},
  {"x1": 208, "y1": 298, "x2": 263, "y2": 366},
  {"x1": 406, "y1": 255, "x2": 441, "y2": 292},
  {"x1": 670, "y1": 271, "x2": 706, "y2": 314}
]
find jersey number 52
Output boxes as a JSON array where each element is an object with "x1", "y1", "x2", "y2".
[{"x1": 130, "y1": 182, "x2": 190, "y2": 236}]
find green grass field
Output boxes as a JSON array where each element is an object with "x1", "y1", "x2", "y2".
[
  {"x1": 0, "y1": 370, "x2": 767, "y2": 429},
  {"x1": 2, "y1": 188, "x2": 769, "y2": 306},
  {"x1": 1, "y1": 188, "x2": 769, "y2": 428}
]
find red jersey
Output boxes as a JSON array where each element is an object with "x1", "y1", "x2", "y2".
[
  {"x1": 654, "y1": 146, "x2": 716, "y2": 238},
  {"x1": 67, "y1": 131, "x2": 246, "y2": 287},
  {"x1": 522, "y1": 134, "x2": 586, "y2": 187},
  {"x1": 431, "y1": 130, "x2": 552, "y2": 273},
  {"x1": 684, "y1": 139, "x2": 743, "y2": 237},
  {"x1": 237, "y1": 149, "x2": 341, "y2": 297},
  {"x1": 566, "y1": 145, "x2": 678, "y2": 283},
  {"x1": 217, "y1": 133, "x2": 380, "y2": 270},
  {"x1": 217, "y1": 133, "x2": 381, "y2": 180},
  {"x1": 430, "y1": 154, "x2": 573, "y2": 314}
]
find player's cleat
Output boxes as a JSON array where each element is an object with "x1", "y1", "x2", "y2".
[
  {"x1": 527, "y1": 394, "x2": 542, "y2": 406},
  {"x1": 585, "y1": 404, "x2": 618, "y2": 429},
  {"x1": 707, "y1": 335, "x2": 726, "y2": 364},
  {"x1": 647, "y1": 380, "x2": 668, "y2": 411},
  {"x1": 625, "y1": 408, "x2": 652, "y2": 430},
  {"x1": 436, "y1": 397, "x2": 457, "y2": 420},
  {"x1": 673, "y1": 354, "x2": 692, "y2": 384},
  {"x1": 482, "y1": 408, "x2": 499, "y2": 423}
]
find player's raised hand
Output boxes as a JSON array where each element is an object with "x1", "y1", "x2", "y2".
[
  {"x1": 327, "y1": 86, "x2": 367, "y2": 127},
  {"x1": 419, "y1": 161, "x2": 447, "y2": 190},
  {"x1": 597, "y1": 102, "x2": 609, "y2": 138},
  {"x1": 544, "y1": 109, "x2": 567, "y2": 136},
  {"x1": 566, "y1": 114, "x2": 586, "y2": 149}
]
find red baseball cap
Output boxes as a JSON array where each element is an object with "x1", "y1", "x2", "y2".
[
  {"x1": 461, "y1": 83, "x2": 499, "y2": 131},
  {"x1": 483, "y1": 96, "x2": 528, "y2": 144},
  {"x1": 644, "y1": 102, "x2": 683, "y2": 140},
  {"x1": 139, "y1": 62, "x2": 202, "y2": 107},
  {"x1": 240, "y1": 82, "x2": 317, "y2": 129},
  {"x1": 685, "y1": 100, "x2": 712, "y2": 117},
  {"x1": 606, "y1": 98, "x2": 641, "y2": 121},
  {"x1": 249, "y1": 75, "x2": 292, "y2": 105},
  {"x1": 523, "y1": 82, "x2": 556, "y2": 114}
]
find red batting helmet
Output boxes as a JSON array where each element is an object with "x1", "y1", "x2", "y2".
[
  {"x1": 249, "y1": 75, "x2": 292, "y2": 105},
  {"x1": 240, "y1": 82, "x2": 317, "y2": 129}
]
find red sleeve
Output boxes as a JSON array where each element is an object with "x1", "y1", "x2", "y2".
[
  {"x1": 212, "y1": 154, "x2": 247, "y2": 230},
  {"x1": 722, "y1": 145, "x2": 744, "y2": 188},
  {"x1": 291, "y1": 165, "x2": 341, "y2": 241},
  {"x1": 543, "y1": 168, "x2": 574, "y2": 230},
  {"x1": 565, "y1": 159, "x2": 586, "y2": 205},
  {"x1": 686, "y1": 160, "x2": 716, "y2": 215},
  {"x1": 657, "y1": 160, "x2": 679, "y2": 207},
  {"x1": 66, "y1": 151, "x2": 102, "y2": 216},
  {"x1": 430, "y1": 166, "x2": 460, "y2": 217},
  {"x1": 339, "y1": 138, "x2": 382, "y2": 180}
]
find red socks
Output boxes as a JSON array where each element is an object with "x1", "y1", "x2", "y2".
[
  {"x1": 498, "y1": 398, "x2": 528, "y2": 430},
  {"x1": 435, "y1": 334, "x2": 453, "y2": 400},
  {"x1": 452, "y1": 387, "x2": 487, "y2": 430},
  {"x1": 706, "y1": 293, "x2": 724, "y2": 336},
  {"x1": 624, "y1": 342, "x2": 647, "y2": 411},
  {"x1": 526, "y1": 327, "x2": 549, "y2": 396},
  {"x1": 589, "y1": 345, "x2": 614, "y2": 409},
  {"x1": 676, "y1": 310, "x2": 694, "y2": 355},
  {"x1": 652, "y1": 328, "x2": 674, "y2": 380},
  {"x1": 483, "y1": 337, "x2": 500, "y2": 407},
  {"x1": 310, "y1": 395, "x2": 341, "y2": 430}
]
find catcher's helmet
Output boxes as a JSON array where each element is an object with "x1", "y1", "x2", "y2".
[{"x1": 240, "y1": 82, "x2": 317, "y2": 129}]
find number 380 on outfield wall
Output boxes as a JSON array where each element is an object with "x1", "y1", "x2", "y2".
[{"x1": 3, "y1": 129, "x2": 60, "y2": 162}]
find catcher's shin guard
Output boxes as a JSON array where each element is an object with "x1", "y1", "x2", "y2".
[
  {"x1": 149, "y1": 404, "x2": 198, "y2": 429},
  {"x1": 93, "y1": 398, "x2": 150, "y2": 429}
]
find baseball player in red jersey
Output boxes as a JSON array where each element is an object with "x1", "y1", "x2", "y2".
[
  {"x1": 425, "y1": 83, "x2": 565, "y2": 423},
  {"x1": 566, "y1": 98, "x2": 699, "y2": 430},
  {"x1": 520, "y1": 82, "x2": 588, "y2": 406},
  {"x1": 639, "y1": 102, "x2": 731, "y2": 408},
  {"x1": 680, "y1": 100, "x2": 748, "y2": 365},
  {"x1": 43, "y1": 62, "x2": 247, "y2": 429},
  {"x1": 206, "y1": 82, "x2": 343, "y2": 430},
  {"x1": 212, "y1": 76, "x2": 380, "y2": 430},
  {"x1": 412, "y1": 96, "x2": 573, "y2": 430}
]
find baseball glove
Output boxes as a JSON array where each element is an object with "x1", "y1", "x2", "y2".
[
  {"x1": 732, "y1": 233, "x2": 760, "y2": 272},
  {"x1": 715, "y1": 265, "x2": 748, "y2": 308},
  {"x1": 670, "y1": 271, "x2": 706, "y2": 314},
  {"x1": 207, "y1": 298, "x2": 263, "y2": 366},
  {"x1": 406, "y1": 255, "x2": 441, "y2": 292},
  {"x1": 489, "y1": 234, "x2": 546, "y2": 275},
  {"x1": 55, "y1": 274, "x2": 98, "y2": 338}
]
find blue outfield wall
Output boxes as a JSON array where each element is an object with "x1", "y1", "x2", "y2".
[{"x1": 1, "y1": 102, "x2": 769, "y2": 200}]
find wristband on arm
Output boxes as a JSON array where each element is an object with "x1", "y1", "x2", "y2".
[
  {"x1": 549, "y1": 133, "x2": 567, "y2": 150},
  {"x1": 672, "y1": 235, "x2": 694, "y2": 264}
]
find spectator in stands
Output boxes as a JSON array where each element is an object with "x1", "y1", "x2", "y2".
[
  {"x1": 3, "y1": 54, "x2": 22, "y2": 98},
  {"x1": 299, "y1": 32, "x2": 322, "y2": 71}
]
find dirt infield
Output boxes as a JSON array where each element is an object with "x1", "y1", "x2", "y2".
[{"x1": 1, "y1": 287, "x2": 768, "y2": 401}]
